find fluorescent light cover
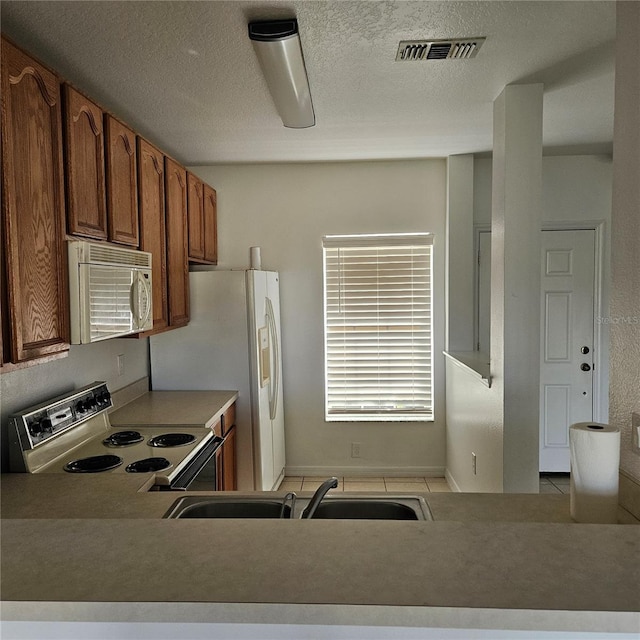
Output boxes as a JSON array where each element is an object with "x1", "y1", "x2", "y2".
[{"x1": 249, "y1": 19, "x2": 315, "y2": 129}]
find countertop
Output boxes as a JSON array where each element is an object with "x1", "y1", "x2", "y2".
[
  {"x1": 2, "y1": 390, "x2": 639, "y2": 635},
  {"x1": 109, "y1": 389, "x2": 238, "y2": 428}
]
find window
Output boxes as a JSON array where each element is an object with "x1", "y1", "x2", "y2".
[{"x1": 323, "y1": 233, "x2": 433, "y2": 422}]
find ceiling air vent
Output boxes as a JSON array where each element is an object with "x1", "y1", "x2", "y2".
[{"x1": 396, "y1": 38, "x2": 485, "y2": 61}]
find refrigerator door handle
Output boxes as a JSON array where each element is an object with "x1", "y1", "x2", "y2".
[{"x1": 266, "y1": 297, "x2": 279, "y2": 420}]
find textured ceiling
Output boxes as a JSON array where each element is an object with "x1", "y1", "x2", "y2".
[{"x1": 0, "y1": 1, "x2": 616, "y2": 164}]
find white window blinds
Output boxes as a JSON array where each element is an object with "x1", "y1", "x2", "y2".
[{"x1": 323, "y1": 233, "x2": 434, "y2": 422}]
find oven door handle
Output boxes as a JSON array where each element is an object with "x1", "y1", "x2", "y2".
[{"x1": 169, "y1": 435, "x2": 224, "y2": 490}]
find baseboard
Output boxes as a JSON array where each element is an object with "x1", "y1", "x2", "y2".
[
  {"x1": 285, "y1": 465, "x2": 446, "y2": 478},
  {"x1": 445, "y1": 469, "x2": 462, "y2": 493}
]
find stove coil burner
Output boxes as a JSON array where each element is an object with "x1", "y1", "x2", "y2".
[
  {"x1": 125, "y1": 457, "x2": 172, "y2": 473},
  {"x1": 64, "y1": 455, "x2": 123, "y2": 473},
  {"x1": 148, "y1": 433, "x2": 197, "y2": 448},
  {"x1": 103, "y1": 430, "x2": 144, "y2": 447}
]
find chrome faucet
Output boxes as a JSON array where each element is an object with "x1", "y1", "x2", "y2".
[
  {"x1": 279, "y1": 491, "x2": 297, "y2": 519},
  {"x1": 301, "y1": 477, "x2": 338, "y2": 519}
]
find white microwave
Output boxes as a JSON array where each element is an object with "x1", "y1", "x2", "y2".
[{"x1": 68, "y1": 240, "x2": 153, "y2": 344}]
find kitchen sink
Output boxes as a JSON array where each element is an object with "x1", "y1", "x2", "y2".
[
  {"x1": 307, "y1": 499, "x2": 422, "y2": 520},
  {"x1": 164, "y1": 497, "x2": 291, "y2": 519},
  {"x1": 163, "y1": 494, "x2": 432, "y2": 520}
]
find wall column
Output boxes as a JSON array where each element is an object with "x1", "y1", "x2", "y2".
[
  {"x1": 611, "y1": 1, "x2": 640, "y2": 492},
  {"x1": 446, "y1": 155, "x2": 475, "y2": 351},
  {"x1": 491, "y1": 84, "x2": 544, "y2": 492}
]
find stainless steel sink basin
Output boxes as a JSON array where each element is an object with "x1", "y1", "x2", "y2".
[
  {"x1": 308, "y1": 499, "x2": 421, "y2": 520},
  {"x1": 164, "y1": 497, "x2": 291, "y2": 519},
  {"x1": 164, "y1": 494, "x2": 432, "y2": 520}
]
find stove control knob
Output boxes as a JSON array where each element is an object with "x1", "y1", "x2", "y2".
[
  {"x1": 29, "y1": 420, "x2": 44, "y2": 437},
  {"x1": 40, "y1": 418, "x2": 53, "y2": 433},
  {"x1": 75, "y1": 400, "x2": 86, "y2": 414},
  {"x1": 86, "y1": 396, "x2": 97, "y2": 410},
  {"x1": 97, "y1": 390, "x2": 111, "y2": 406}
]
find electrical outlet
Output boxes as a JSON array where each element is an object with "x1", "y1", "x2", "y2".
[
  {"x1": 632, "y1": 413, "x2": 640, "y2": 455},
  {"x1": 471, "y1": 452, "x2": 477, "y2": 475},
  {"x1": 351, "y1": 442, "x2": 361, "y2": 458},
  {"x1": 117, "y1": 354, "x2": 125, "y2": 376}
]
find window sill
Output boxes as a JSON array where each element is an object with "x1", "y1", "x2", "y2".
[
  {"x1": 325, "y1": 416, "x2": 434, "y2": 423},
  {"x1": 443, "y1": 350, "x2": 491, "y2": 387}
]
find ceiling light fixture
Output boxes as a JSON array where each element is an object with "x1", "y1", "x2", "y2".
[{"x1": 248, "y1": 19, "x2": 315, "y2": 128}]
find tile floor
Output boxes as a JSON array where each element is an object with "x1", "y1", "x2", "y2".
[
  {"x1": 280, "y1": 476, "x2": 452, "y2": 493},
  {"x1": 539, "y1": 473, "x2": 570, "y2": 494},
  {"x1": 280, "y1": 473, "x2": 571, "y2": 494}
]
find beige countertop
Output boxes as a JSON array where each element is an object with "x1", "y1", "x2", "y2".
[
  {"x1": 109, "y1": 389, "x2": 238, "y2": 429},
  {"x1": 2, "y1": 476, "x2": 639, "y2": 633},
  {"x1": 2, "y1": 517, "x2": 638, "y2": 613},
  {"x1": 2, "y1": 389, "x2": 639, "y2": 634}
]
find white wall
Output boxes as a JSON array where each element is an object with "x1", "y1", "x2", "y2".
[
  {"x1": 474, "y1": 155, "x2": 613, "y2": 226},
  {"x1": 0, "y1": 339, "x2": 149, "y2": 470},
  {"x1": 446, "y1": 155, "x2": 475, "y2": 352},
  {"x1": 189, "y1": 160, "x2": 447, "y2": 477},
  {"x1": 611, "y1": 1, "x2": 640, "y2": 487},
  {"x1": 445, "y1": 359, "x2": 503, "y2": 492},
  {"x1": 447, "y1": 153, "x2": 612, "y2": 492}
]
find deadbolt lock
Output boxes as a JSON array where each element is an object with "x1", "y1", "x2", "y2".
[{"x1": 580, "y1": 346, "x2": 590, "y2": 354}]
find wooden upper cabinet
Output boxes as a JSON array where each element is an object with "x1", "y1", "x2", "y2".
[
  {"x1": 137, "y1": 138, "x2": 168, "y2": 333},
  {"x1": 1, "y1": 37, "x2": 69, "y2": 363},
  {"x1": 105, "y1": 115, "x2": 139, "y2": 246},
  {"x1": 63, "y1": 84, "x2": 108, "y2": 240},
  {"x1": 164, "y1": 157, "x2": 190, "y2": 328},
  {"x1": 203, "y1": 183, "x2": 218, "y2": 265},
  {"x1": 187, "y1": 172, "x2": 205, "y2": 261},
  {"x1": 187, "y1": 173, "x2": 218, "y2": 265}
]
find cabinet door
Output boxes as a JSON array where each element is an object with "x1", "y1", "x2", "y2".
[
  {"x1": 215, "y1": 445, "x2": 224, "y2": 492},
  {"x1": 63, "y1": 84, "x2": 107, "y2": 240},
  {"x1": 105, "y1": 115, "x2": 139, "y2": 246},
  {"x1": 203, "y1": 183, "x2": 218, "y2": 264},
  {"x1": 1, "y1": 38, "x2": 69, "y2": 363},
  {"x1": 164, "y1": 157, "x2": 189, "y2": 328},
  {"x1": 137, "y1": 138, "x2": 168, "y2": 332},
  {"x1": 187, "y1": 172, "x2": 205, "y2": 261},
  {"x1": 222, "y1": 426, "x2": 237, "y2": 491},
  {"x1": 1, "y1": 232, "x2": 6, "y2": 367},
  {"x1": 222, "y1": 403, "x2": 236, "y2": 436}
]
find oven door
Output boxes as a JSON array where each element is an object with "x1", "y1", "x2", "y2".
[{"x1": 167, "y1": 435, "x2": 224, "y2": 491}]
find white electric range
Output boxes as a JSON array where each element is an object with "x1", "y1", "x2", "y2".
[{"x1": 8, "y1": 382, "x2": 224, "y2": 490}]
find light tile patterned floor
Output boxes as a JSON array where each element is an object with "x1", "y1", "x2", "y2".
[
  {"x1": 280, "y1": 476, "x2": 452, "y2": 493},
  {"x1": 280, "y1": 473, "x2": 571, "y2": 494},
  {"x1": 539, "y1": 473, "x2": 570, "y2": 494}
]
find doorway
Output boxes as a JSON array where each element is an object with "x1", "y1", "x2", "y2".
[
  {"x1": 539, "y1": 228, "x2": 596, "y2": 471},
  {"x1": 474, "y1": 226, "x2": 604, "y2": 473}
]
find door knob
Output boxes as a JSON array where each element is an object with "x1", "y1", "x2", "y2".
[{"x1": 580, "y1": 363, "x2": 591, "y2": 372}]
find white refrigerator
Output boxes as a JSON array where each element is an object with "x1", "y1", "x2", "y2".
[{"x1": 150, "y1": 269, "x2": 285, "y2": 491}]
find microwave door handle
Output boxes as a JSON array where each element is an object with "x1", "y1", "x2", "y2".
[
  {"x1": 130, "y1": 272, "x2": 151, "y2": 330},
  {"x1": 129, "y1": 278, "x2": 139, "y2": 329},
  {"x1": 136, "y1": 272, "x2": 152, "y2": 328}
]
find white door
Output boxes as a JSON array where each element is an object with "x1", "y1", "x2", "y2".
[{"x1": 539, "y1": 229, "x2": 596, "y2": 472}]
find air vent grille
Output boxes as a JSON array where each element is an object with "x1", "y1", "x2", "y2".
[
  {"x1": 86, "y1": 242, "x2": 152, "y2": 268},
  {"x1": 396, "y1": 38, "x2": 485, "y2": 61}
]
